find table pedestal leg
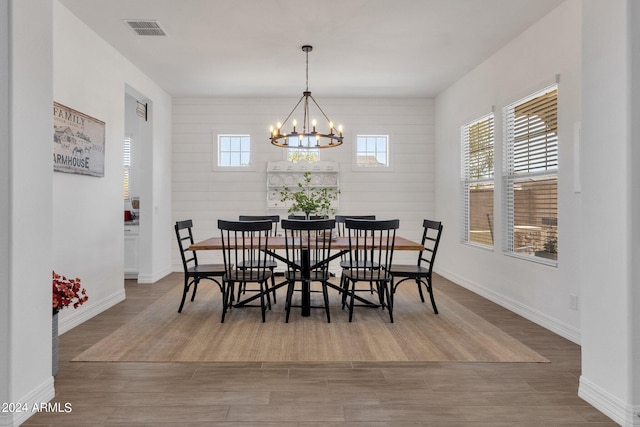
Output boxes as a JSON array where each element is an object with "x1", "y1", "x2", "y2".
[{"x1": 301, "y1": 250, "x2": 310, "y2": 316}]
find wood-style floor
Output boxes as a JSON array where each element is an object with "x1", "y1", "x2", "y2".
[{"x1": 25, "y1": 274, "x2": 616, "y2": 426}]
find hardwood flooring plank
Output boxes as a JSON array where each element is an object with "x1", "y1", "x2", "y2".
[{"x1": 22, "y1": 274, "x2": 618, "y2": 426}]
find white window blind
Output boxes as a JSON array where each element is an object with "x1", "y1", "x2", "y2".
[
  {"x1": 504, "y1": 85, "x2": 558, "y2": 263},
  {"x1": 123, "y1": 137, "x2": 131, "y2": 200},
  {"x1": 461, "y1": 114, "x2": 494, "y2": 247}
]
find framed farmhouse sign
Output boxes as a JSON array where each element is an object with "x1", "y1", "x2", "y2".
[{"x1": 53, "y1": 102, "x2": 105, "y2": 177}]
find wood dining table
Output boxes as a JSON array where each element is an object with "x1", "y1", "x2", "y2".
[{"x1": 189, "y1": 235, "x2": 424, "y2": 317}]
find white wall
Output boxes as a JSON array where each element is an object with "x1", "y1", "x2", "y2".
[
  {"x1": 1, "y1": 1, "x2": 55, "y2": 426},
  {"x1": 434, "y1": 0, "x2": 582, "y2": 343},
  {"x1": 172, "y1": 97, "x2": 434, "y2": 268},
  {"x1": 53, "y1": 1, "x2": 173, "y2": 331},
  {"x1": 579, "y1": 1, "x2": 640, "y2": 425}
]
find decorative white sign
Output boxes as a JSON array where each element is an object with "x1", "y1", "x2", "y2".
[{"x1": 53, "y1": 102, "x2": 105, "y2": 177}]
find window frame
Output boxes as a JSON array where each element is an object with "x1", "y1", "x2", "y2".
[
  {"x1": 460, "y1": 113, "x2": 495, "y2": 249},
  {"x1": 214, "y1": 133, "x2": 252, "y2": 171},
  {"x1": 502, "y1": 84, "x2": 558, "y2": 266},
  {"x1": 352, "y1": 134, "x2": 392, "y2": 171}
]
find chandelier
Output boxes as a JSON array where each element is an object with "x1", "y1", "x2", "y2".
[{"x1": 270, "y1": 45, "x2": 343, "y2": 149}]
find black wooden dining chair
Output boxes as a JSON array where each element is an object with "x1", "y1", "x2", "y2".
[
  {"x1": 335, "y1": 215, "x2": 377, "y2": 284},
  {"x1": 389, "y1": 219, "x2": 443, "y2": 315},
  {"x1": 341, "y1": 218, "x2": 399, "y2": 322},
  {"x1": 238, "y1": 215, "x2": 280, "y2": 302},
  {"x1": 218, "y1": 219, "x2": 274, "y2": 322},
  {"x1": 174, "y1": 220, "x2": 225, "y2": 313},
  {"x1": 335, "y1": 215, "x2": 376, "y2": 237},
  {"x1": 281, "y1": 218, "x2": 336, "y2": 323}
]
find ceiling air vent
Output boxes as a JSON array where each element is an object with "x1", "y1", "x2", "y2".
[{"x1": 124, "y1": 20, "x2": 167, "y2": 36}]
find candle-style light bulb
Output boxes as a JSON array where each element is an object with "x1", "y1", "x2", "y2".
[
  {"x1": 338, "y1": 124, "x2": 343, "y2": 137},
  {"x1": 293, "y1": 119, "x2": 297, "y2": 133},
  {"x1": 312, "y1": 119, "x2": 317, "y2": 133},
  {"x1": 329, "y1": 121, "x2": 334, "y2": 134}
]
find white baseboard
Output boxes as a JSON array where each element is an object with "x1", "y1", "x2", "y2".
[
  {"x1": 0, "y1": 377, "x2": 55, "y2": 426},
  {"x1": 58, "y1": 288, "x2": 126, "y2": 335},
  {"x1": 579, "y1": 376, "x2": 640, "y2": 426},
  {"x1": 436, "y1": 267, "x2": 581, "y2": 345},
  {"x1": 137, "y1": 266, "x2": 172, "y2": 284}
]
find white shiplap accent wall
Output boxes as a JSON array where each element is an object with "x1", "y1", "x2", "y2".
[{"x1": 172, "y1": 97, "x2": 434, "y2": 268}]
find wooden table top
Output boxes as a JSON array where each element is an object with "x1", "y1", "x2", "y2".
[{"x1": 189, "y1": 235, "x2": 424, "y2": 251}]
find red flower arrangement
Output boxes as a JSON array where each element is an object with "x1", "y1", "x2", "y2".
[{"x1": 52, "y1": 271, "x2": 88, "y2": 315}]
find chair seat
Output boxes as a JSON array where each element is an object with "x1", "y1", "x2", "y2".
[
  {"x1": 340, "y1": 260, "x2": 379, "y2": 269},
  {"x1": 285, "y1": 271, "x2": 331, "y2": 282},
  {"x1": 388, "y1": 264, "x2": 429, "y2": 277},
  {"x1": 238, "y1": 259, "x2": 278, "y2": 269},
  {"x1": 292, "y1": 259, "x2": 327, "y2": 270},
  {"x1": 225, "y1": 271, "x2": 272, "y2": 282},
  {"x1": 343, "y1": 270, "x2": 392, "y2": 282},
  {"x1": 187, "y1": 264, "x2": 226, "y2": 275}
]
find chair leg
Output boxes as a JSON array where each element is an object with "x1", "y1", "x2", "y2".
[
  {"x1": 322, "y1": 280, "x2": 331, "y2": 323},
  {"x1": 221, "y1": 281, "x2": 233, "y2": 323},
  {"x1": 375, "y1": 280, "x2": 385, "y2": 309},
  {"x1": 237, "y1": 282, "x2": 244, "y2": 302},
  {"x1": 340, "y1": 273, "x2": 349, "y2": 309},
  {"x1": 416, "y1": 278, "x2": 426, "y2": 303},
  {"x1": 191, "y1": 278, "x2": 199, "y2": 302},
  {"x1": 425, "y1": 278, "x2": 438, "y2": 314},
  {"x1": 348, "y1": 280, "x2": 356, "y2": 322},
  {"x1": 260, "y1": 282, "x2": 267, "y2": 323},
  {"x1": 285, "y1": 280, "x2": 295, "y2": 323},
  {"x1": 178, "y1": 276, "x2": 190, "y2": 313},
  {"x1": 382, "y1": 281, "x2": 393, "y2": 323},
  {"x1": 270, "y1": 269, "x2": 277, "y2": 304}
]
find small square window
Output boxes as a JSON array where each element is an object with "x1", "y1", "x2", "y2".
[
  {"x1": 217, "y1": 135, "x2": 250, "y2": 167},
  {"x1": 356, "y1": 135, "x2": 389, "y2": 167}
]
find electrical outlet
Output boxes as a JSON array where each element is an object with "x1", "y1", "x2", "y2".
[{"x1": 570, "y1": 294, "x2": 578, "y2": 310}]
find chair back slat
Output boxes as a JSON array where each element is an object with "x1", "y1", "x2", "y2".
[
  {"x1": 418, "y1": 219, "x2": 444, "y2": 274},
  {"x1": 335, "y1": 215, "x2": 376, "y2": 237},
  {"x1": 239, "y1": 215, "x2": 280, "y2": 236},
  {"x1": 345, "y1": 219, "x2": 399, "y2": 281},
  {"x1": 281, "y1": 219, "x2": 336, "y2": 276},
  {"x1": 218, "y1": 219, "x2": 272, "y2": 281},
  {"x1": 175, "y1": 219, "x2": 200, "y2": 269}
]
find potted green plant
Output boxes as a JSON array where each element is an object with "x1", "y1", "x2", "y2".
[
  {"x1": 535, "y1": 236, "x2": 558, "y2": 260},
  {"x1": 279, "y1": 171, "x2": 340, "y2": 219}
]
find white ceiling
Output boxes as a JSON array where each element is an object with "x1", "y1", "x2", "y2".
[{"x1": 58, "y1": 0, "x2": 564, "y2": 98}]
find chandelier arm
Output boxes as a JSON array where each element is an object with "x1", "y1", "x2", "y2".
[
  {"x1": 308, "y1": 94, "x2": 335, "y2": 130},
  {"x1": 279, "y1": 94, "x2": 306, "y2": 129}
]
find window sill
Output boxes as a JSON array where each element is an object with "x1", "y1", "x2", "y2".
[{"x1": 504, "y1": 251, "x2": 558, "y2": 268}]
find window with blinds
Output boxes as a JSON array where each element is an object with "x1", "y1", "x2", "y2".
[
  {"x1": 461, "y1": 114, "x2": 494, "y2": 247},
  {"x1": 503, "y1": 85, "x2": 558, "y2": 263},
  {"x1": 123, "y1": 137, "x2": 131, "y2": 200}
]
